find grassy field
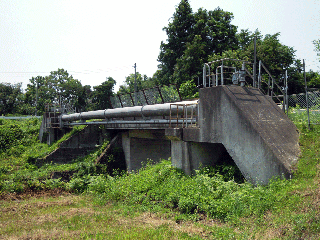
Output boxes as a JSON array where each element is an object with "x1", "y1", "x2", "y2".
[{"x1": 0, "y1": 115, "x2": 319, "y2": 239}]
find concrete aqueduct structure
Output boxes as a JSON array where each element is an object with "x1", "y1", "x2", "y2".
[{"x1": 40, "y1": 60, "x2": 301, "y2": 185}]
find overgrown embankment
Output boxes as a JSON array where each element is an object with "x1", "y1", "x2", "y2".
[
  {"x1": 0, "y1": 118, "x2": 123, "y2": 193},
  {"x1": 0, "y1": 116, "x2": 319, "y2": 239}
]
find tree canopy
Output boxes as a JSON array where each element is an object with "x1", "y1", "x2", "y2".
[
  {"x1": 91, "y1": 77, "x2": 116, "y2": 110},
  {"x1": 0, "y1": 83, "x2": 24, "y2": 115},
  {"x1": 118, "y1": 73, "x2": 155, "y2": 94},
  {"x1": 156, "y1": 0, "x2": 238, "y2": 87},
  {"x1": 25, "y1": 69, "x2": 89, "y2": 114}
]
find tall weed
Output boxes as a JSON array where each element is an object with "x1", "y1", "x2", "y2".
[{"x1": 85, "y1": 160, "x2": 297, "y2": 221}]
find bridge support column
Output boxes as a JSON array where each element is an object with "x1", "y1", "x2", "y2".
[
  {"x1": 171, "y1": 140, "x2": 226, "y2": 175},
  {"x1": 121, "y1": 131, "x2": 171, "y2": 172}
]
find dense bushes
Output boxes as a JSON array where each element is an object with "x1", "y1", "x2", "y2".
[
  {"x1": 0, "y1": 122, "x2": 23, "y2": 152},
  {"x1": 84, "y1": 160, "x2": 297, "y2": 221},
  {"x1": 0, "y1": 118, "x2": 41, "y2": 154}
]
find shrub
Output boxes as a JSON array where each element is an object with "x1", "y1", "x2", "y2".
[{"x1": 0, "y1": 122, "x2": 24, "y2": 153}]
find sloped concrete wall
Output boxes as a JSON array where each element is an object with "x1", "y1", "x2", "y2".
[
  {"x1": 198, "y1": 86, "x2": 300, "y2": 184},
  {"x1": 60, "y1": 125, "x2": 102, "y2": 148},
  {"x1": 39, "y1": 125, "x2": 103, "y2": 165}
]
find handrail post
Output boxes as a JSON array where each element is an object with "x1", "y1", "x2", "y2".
[
  {"x1": 221, "y1": 60, "x2": 224, "y2": 85},
  {"x1": 285, "y1": 70, "x2": 289, "y2": 115},
  {"x1": 253, "y1": 36, "x2": 257, "y2": 88},
  {"x1": 271, "y1": 76, "x2": 274, "y2": 99},
  {"x1": 216, "y1": 67, "x2": 218, "y2": 86},
  {"x1": 208, "y1": 64, "x2": 210, "y2": 87},
  {"x1": 258, "y1": 60, "x2": 261, "y2": 89},
  {"x1": 203, "y1": 65, "x2": 206, "y2": 88}
]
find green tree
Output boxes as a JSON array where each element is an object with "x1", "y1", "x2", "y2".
[
  {"x1": 236, "y1": 32, "x2": 296, "y2": 78},
  {"x1": 91, "y1": 77, "x2": 116, "y2": 110},
  {"x1": 157, "y1": 0, "x2": 195, "y2": 85},
  {"x1": 48, "y1": 69, "x2": 84, "y2": 110},
  {"x1": 306, "y1": 70, "x2": 320, "y2": 89},
  {"x1": 173, "y1": 35, "x2": 205, "y2": 86},
  {"x1": 286, "y1": 59, "x2": 305, "y2": 94},
  {"x1": 25, "y1": 69, "x2": 87, "y2": 114},
  {"x1": 193, "y1": 7, "x2": 238, "y2": 55},
  {"x1": 25, "y1": 76, "x2": 50, "y2": 115},
  {"x1": 157, "y1": 1, "x2": 238, "y2": 87},
  {"x1": 78, "y1": 85, "x2": 92, "y2": 111},
  {"x1": 0, "y1": 82, "x2": 24, "y2": 115},
  {"x1": 236, "y1": 29, "x2": 262, "y2": 50},
  {"x1": 208, "y1": 31, "x2": 298, "y2": 93},
  {"x1": 118, "y1": 73, "x2": 155, "y2": 94}
]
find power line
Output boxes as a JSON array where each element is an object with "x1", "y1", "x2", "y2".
[{"x1": 0, "y1": 66, "x2": 134, "y2": 76}]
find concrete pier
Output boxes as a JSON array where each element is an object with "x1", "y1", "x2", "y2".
[{"x1": 121, "y1": 130, "x2": 171, "y2": 171}]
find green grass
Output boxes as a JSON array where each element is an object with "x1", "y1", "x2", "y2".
[{"x1": 0, "y1": 113, "x2": 320, "y2": 239}]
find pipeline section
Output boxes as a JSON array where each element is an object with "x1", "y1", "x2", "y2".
[{"x1": 61, "y1": 100, "x2": 198, "y2": 122}]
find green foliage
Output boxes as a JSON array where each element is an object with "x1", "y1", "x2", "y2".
[
  {"x1": 173, "y1": 35, "x2": 206, "y2": 86},
  {"x1": 157, "y1": 0, "x2": 195, "y2": 85},
  {"x1": 25, "y1": 69, "x2": 92, "y2": 114},
  {"x1": 313, "y1": 39, "x2": 320, "y2": 61},
  {"x1": 0, "y1": 82, "x2": 25, "y2": 115},
  {"x1": 197, "y1": 163, "x2": 244, "y2": 183},
  {"x1": 0, "y1": 118, "x2": 41, "y2": 155},
  {"x1": 306, "y1": 70, "x2": 320, "y2": 89},
  {"x1": 67, "y1": 174, "x2": 93, "y2": 193},
  {"x1": 118, "y1": 73, "x2": 155, "y2": 94},
  {"x1": 0, "y1": 122, "x2": 24, "y2": 153},
  {"x1": 179, "y1": 80, "x2": 198, "y2": 99},
  {"x1": 0, "y1": 119, "x2": 87, "y2": 193},
  {"x1": 209, "y1": 31, "x2": 307, "y2": 94},
  {"x1": 157, "y1": 1, "x2": 238, "y2": 86},
  {"x1": 91, "y1": 77, "x2": 116, "y2": 110},
  {"x1": 84, "y1": 160, "x2": 296, "y2": 221}
]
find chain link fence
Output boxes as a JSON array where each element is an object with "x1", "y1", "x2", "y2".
[
  {"x1": 288, "y1": 90, "x2": 320, "y2": 125},
  {"x1": 110, "y1": 84, "x2": 181, "y2": 109}
]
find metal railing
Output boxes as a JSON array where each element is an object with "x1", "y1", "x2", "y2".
[
  {"x1": 203, "y1": 58, "x2": 290, "y2": 115},
  {"x1": 257, "y1": 60, "x2": 287, "y2": 111},
  {"x1": 169, "y1": 102, "x2": 198, "y2": 128},
  {"x1": 44, "y1": 102, "x2": 76, "y2": 129},
  {"x1": 203, "y1": 58, "x2": 252, "y2": 87}
]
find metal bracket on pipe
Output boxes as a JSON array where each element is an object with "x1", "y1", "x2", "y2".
[{"x1": 141, "y1": 105, "x2": 150, "y2": 120}]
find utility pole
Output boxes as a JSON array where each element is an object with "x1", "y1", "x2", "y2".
[
  {"x1": 253, "y1": 36, "x2": 257, "y2": 88},
  {"x1": 303, "y1": 59, "x2": 310, "y2": 129},
  {"x1": 134, "y1": 63, "x2": 137, "y2": 105}
]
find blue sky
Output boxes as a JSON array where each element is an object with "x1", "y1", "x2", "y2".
[{"x1": 0, "y1": 0, "x2": 319, "y2": 91}]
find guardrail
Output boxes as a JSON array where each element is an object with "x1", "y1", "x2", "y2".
[
  {"x1": 110, "y1": 84, "x2": 182, "y2": 108},
  {"x1": 0, "y1": 116, "x2": 41, "y2": 119}
]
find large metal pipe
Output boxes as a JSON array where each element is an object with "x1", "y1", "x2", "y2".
[
  {"x1": 61, "y1": 100, "x2": 198, "y2": 122},
  {"x1": 63, "y1": 119, "x2": 195, "y2": 126}
]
